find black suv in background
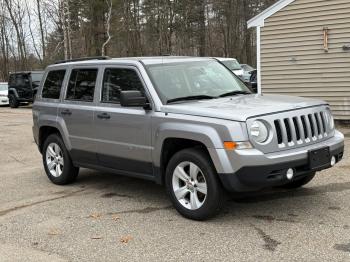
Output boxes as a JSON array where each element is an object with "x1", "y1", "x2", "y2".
[{"x1": 8, "y1": 71, "x2": 44, "y2": 108}]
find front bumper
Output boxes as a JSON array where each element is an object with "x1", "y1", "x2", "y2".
[
  {"x1": 217, "y1": 130, "x2": 344, "y2": 192},
  {"x1": 0, "y1": 97, "x2": 9, "y2": 105}
]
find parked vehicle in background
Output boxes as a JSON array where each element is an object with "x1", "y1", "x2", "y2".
[
  {"x1": 33, "y1": 56, "x2": 344, "y2": 220},
  {"x1": 216, "y1": 57, "x2": 244, "y2": 79},
  {"x1": 241, "y1": 64, "x2": 255, "y2": 82},
  {"x1": 249, "y1": 70, "x2": 257, "y2": 93},
  {"x1": 8, "y1": 71, "x2": 44, "y2": 108},
  {"x1": 0, "y1": 82, "x2": 9, "y2": 106}
]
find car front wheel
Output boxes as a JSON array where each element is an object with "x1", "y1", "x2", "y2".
[
  {"x1": 9, "y1": 94, "x2": 19, "y2": 108},
  {"x1": 165, "y1": 148, "x2": 224, "y2": 220}
]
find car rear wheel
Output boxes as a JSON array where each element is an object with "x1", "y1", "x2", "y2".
[
  {"x1": 9, "y1": 94, "x2": 19, "y2": 108},
  {"x1": 280, "y1": 172, "x2": 316, "y2": 189},
  {"x1": 165, "y1": 148, "x2": 224, "y2": 220},
  {"x1": 42, "y1": 134, "x2": 79, "y2": 185}
]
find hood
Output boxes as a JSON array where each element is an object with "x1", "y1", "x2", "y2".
[
  {"x1": 233, "y1": 69, "x2": 243, "y2": 76},
  {"x1": 161, "y1": 94, "x2": 327, "y2": 122},
  {"x1": 0, "y1": 90, "x2": 8, "y2": 95}
]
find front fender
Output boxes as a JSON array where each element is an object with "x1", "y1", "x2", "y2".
[
  {"x1": 153, "y1": 122, "x2": 233, "y2": 174},
  {"x1": 8, "y1": 88, "x2": 19, "y2": 98}
]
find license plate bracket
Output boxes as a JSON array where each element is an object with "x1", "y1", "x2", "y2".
[{"x1": 308, "y1": 147, "x2": 331, "y2": 170}]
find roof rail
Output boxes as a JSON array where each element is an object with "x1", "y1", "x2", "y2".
[{"x1": 54, "y1": 56, "x2": 110, "y2": 64}]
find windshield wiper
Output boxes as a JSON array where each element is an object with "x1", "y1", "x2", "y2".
[
  {"x1": 218, "y1": 90, "x2": 251, "y2": 98},
  {"x1": 167, "y1": 95, "x2": 216, "y2": 104}
]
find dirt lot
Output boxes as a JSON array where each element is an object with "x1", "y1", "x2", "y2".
[{"x1": 0, "y1": 106, "x2": 349, "y2": 262}]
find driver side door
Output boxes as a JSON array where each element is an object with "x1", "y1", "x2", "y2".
[{"x1": 93, "y1": 66, "x2": 153, "y2": 178}]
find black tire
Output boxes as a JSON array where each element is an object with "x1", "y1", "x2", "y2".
[
  {"x1": 165, "y1": 148, "x2": 224, "y2": 220},
  {"x1": 9, "y1": 94, "x2": 19, "y2": 108},
  {"x1": 42, "y1": 133, "x2": 79, "y2": 185},
  {"x1": 280, "y1": 172, "x2": 316, "y2": 189}
]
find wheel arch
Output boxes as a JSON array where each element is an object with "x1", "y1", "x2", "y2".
[
  {"x1": 38, "y1": 121, "x2": 72, "y2": 154},
  {"x1": 153, "y1": 123, "x2": 229, "y2": 185},
  {"x1": 8, "y1": 88, "x2": 19, "y2": 98}
]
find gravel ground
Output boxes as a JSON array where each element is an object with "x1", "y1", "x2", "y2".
[{"x1": 0, "y1": 106, "x2": 349, "y2": 262}]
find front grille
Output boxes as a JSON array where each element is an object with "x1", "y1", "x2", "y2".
[{"x1": 273, "y1": 110, "x2": 328, "y2": 148}]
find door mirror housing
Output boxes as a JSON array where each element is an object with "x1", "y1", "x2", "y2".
[{"x1": 120, "y1": 90, "x2": 150, "y2": 109}]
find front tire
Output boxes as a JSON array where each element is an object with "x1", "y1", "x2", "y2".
[
  {"x1": 165, "y1": 148, "x2": 224, "y2": 220},
  {"x1": 42, "y1": 134, "x2": 79, "y2": 185},
  {"x1": 281, "y1": 172, "x2": 316, "y2": 189},
  {"x1": 9, "y1": 94, "x2": 19, "y2": 108}
]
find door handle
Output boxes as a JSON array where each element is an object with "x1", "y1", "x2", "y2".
[
  {"x1": 97, "y1": 113, "x2": 111, "y2": 120},
  {"x1": 61, "y1": 109, "x2": 72, "y2": 116}
]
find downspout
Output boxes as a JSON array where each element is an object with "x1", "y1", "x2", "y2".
[{"x1": 256, "y1": 26, "x2": 262, "y2": 95}]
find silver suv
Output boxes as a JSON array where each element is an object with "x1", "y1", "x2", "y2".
[{"x1": 32, "y1": 56, "x2": 344, "y2": 220}]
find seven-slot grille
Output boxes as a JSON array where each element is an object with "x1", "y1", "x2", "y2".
[{"x1": 273, "y1": 110, "x2": 329, "y2": 148}]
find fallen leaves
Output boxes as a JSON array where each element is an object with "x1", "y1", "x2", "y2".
[
  {"x1": 48, "y1": 228, "x2": 60, "y2": 236},
  {"x1": 112, "y1": 215, "x2": 120, "y2": 221},
  {"x1": 120, "y1": 235, "x2": 133, "y2": 244},
  {"x1": 89, "y1": 213, "x2": 102, "y2": 219}
]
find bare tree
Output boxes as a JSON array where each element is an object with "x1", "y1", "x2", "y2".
[
  {"x1": 24, "y1": 0, "x2": 43, "y2": 64},
  {"x1": 4, "y1": 0, "x2": 28, "y2": 69},
  {"x1": 60, "y1": 0, "x2": 72, "y2": 59},
  {"x1": 101, "y1": 0, "x2": 112, "y2": 56},
  {"x1": 36, "y1": 0, "x2": 46, "y2": 60}
]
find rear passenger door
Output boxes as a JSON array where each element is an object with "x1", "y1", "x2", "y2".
[
  {"x1": 58, "y1": 67, "x2": 100, "y2": 165},
  {"x1": 93, "y1": 66, "x2": 153, "y2": 177}
]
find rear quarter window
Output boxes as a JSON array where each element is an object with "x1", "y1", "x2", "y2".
[{"x1": 42, "y1": 70, "x2": 66, "y2": 99}]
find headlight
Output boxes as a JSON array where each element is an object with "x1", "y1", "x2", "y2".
[
  {"x1": 250, "y1": 120, "x2": 269, "y2": 143},
  {"x1": 326, "y1": 109, "x2": 335, "y2": 130}
]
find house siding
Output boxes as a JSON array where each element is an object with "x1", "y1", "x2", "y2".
[{"x1": 260, "y1": 0, "x2": 350, "y2": 120}]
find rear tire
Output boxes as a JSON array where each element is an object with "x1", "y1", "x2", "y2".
[
  {"x1": 280, "y1": 172, "x2": 316, "y2": 189},
  {"x1": 9, "y1": 94, "x2": 19, "y2": 108},
  {"x1": 42, "y1": 134, "x2": 79, "y2": 185},
  {"x1": 165, "y1": 148, "x2": 224, "y2": 220}
]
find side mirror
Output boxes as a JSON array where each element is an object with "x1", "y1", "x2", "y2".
[{"x1": 120, "y1": 90, "x2": 151, "y2": 109}]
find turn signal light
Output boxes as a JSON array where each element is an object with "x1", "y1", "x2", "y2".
[
  {"x1": 224, "y1": 141, "x2": 253, "y2": 150},
  {"x1": 224, "y1": 141, "x2": 237, "y2": 150}
]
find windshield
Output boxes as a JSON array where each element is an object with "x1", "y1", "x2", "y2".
[
  {"x1": 221, "y1": 59, "x2": 242, "y2": 71},
  {"x1": 242, "y1": 64, "x2": 254, "y2": 72},
  {"x1": 0, "y1": 84, "x2": 8, "y2": 91},
  {"x1": 31, "y1": 73, "x2": 44, "y2": 83},
  {"x1": 147, "y1": 60, "x2": 250, "y2": 103}
]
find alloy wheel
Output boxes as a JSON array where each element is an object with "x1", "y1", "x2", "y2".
[
  {"x1": 172, "y1": 161, "x2": 207, "y2": 210},
  {"x1": 45, "y1": 143, "x2": 64, "y2": 177}
]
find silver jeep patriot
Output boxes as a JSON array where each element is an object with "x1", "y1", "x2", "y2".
[{"x1": 32, "y1": 56, "x2": 344, "y2": 220}]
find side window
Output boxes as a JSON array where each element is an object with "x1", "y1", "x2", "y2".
[
  {"x1": 9, "y1": 75, "x2": 15, "y2": 86},
  {"x1": 101, "y1": 68, "x2": 144, "y2": 103},
  {"x1": 16, "y1": 75, "x2": 25, "y2": 86},
  {"x1": 42, "y1": 70, "x2": 66, "y2": 99},
  {"x1": 66, "y1": 69, "x2": 98, "y2": 102}
]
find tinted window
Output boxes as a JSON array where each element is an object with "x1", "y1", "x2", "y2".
[
  {"x1": 9, "y1": 75, "x2": 15, "y2": 86},
  {"x1": 42, "y1": 70, "x2": 66, "y2": 99},
  {"x1": 101, "y1": 68, "x2": 144, "y2": 103},
  {"x1": 66, "y1": 69, "x2": 97, "y2": 102},
  {"x1": 16, "y1": 75, "x2": 26, "y2": 86}
]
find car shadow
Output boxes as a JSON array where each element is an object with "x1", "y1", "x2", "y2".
[{"x1": 73, "y1": 168, "x2": 350, "y2": 222}]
